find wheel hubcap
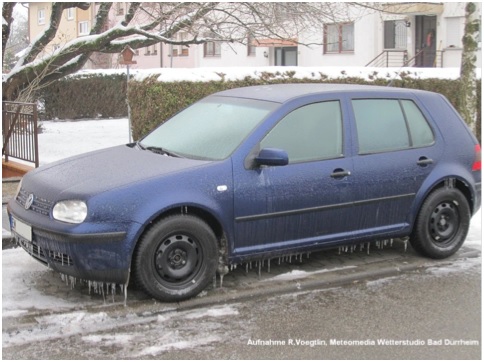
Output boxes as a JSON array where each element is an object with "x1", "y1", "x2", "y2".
[
  {"x1": 155, "y1": 234, "x2": 201, "y2": 283},
  {"x1": 429, "y1": 201, "x2": 459, "y2": 244}
]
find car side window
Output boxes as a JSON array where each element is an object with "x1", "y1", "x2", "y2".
[
  {"x1": 353, "y1": 99, "x2": 434, "y2": 154},
  {"x1": 260, "y1": 101, "x2": 343, "y2": 163},
  {"x1": 401, "y1": 100, "x2": 434, "y2": 147}
]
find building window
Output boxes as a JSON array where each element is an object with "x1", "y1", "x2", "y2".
[
  {"x1": 204, "y1": 41, "x2": 221, "y2": 57},
  {"x1": 38, "y1": 8, "x2": 46, "y2": 25},
  {"x1": 384, "y1": 20, "x2": 407, "y2": 49},
  {"x1": 446, "y1": 17, "x2": 464, "y2": 48},
  {"x1": 66, "y1": 8, "x2": 74, "y2": 21},
  {"x1": 172, "y1": 32, "x2": 189, "y2": 57},
  {"x1": 78, "y1": 21, "x2": 89, "y2": 36},
  {"x1": 324, "y1": 23, "x2": 354, "y2": 53}
]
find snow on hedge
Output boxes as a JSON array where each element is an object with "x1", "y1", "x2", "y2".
[{"x1": 69, "y1": 66, "x2": 481, "y2": 83}]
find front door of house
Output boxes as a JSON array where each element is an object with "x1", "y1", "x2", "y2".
[{"x1": 415, "y1": 15, "x2": 437, "y2": 67}]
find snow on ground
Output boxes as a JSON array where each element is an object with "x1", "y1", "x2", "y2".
[{"x1": 37, "y1": 118, "x2": 130, "y2": 165}]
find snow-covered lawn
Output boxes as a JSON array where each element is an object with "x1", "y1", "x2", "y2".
[{"x1": 37, "y1": 118, "x2": 130, "y2": 165}]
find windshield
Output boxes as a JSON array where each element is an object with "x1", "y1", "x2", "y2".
[{"x1": 140, "y1": 96, "x2": 278, "y2": 160}]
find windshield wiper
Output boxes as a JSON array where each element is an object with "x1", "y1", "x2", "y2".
[{"x1": 145, "y1": 146, "x2": 182, "y2": 158}]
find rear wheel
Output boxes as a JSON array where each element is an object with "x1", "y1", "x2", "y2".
[
  {"x1": 133, "y1": 215, "x2": 218, "y2": 302},
  {"x1": 410, "y1": 188, "x2": 470, "y2": 259}
]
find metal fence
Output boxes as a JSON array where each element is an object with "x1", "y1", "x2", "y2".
[
  {"x1": 2, "y1": 101, "x2": 39, "y2": 167},
  {"x1": 366, "y1": 49, "x2": 444, "y2": 68}
]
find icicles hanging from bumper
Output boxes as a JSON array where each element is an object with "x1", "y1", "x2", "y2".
[{"x1": 59, "y1": 273, "x2": 129, "y2": 306}]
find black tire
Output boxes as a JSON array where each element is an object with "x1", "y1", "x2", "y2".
[
  {"x1": 410, "y1": 188, "x2": 470, "y2": 259},
  {"x1": 133, "y1": 215, "x2": 218, "y2": 302}
]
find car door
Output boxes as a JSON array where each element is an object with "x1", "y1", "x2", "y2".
[
  {"x1": 349, "y1": 97, "x2": 442, "y2": 237},
  {"x1": 233, "y1": 99, "x2": 355, "y2": 256}
]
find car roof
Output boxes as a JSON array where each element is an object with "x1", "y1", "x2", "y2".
[{"x1": 213, "y1": 83, "x2": 429, "y2": 103}]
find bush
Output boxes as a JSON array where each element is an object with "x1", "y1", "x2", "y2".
[
  {"x1": 129, "y1": 74, "x2": 481, "y2": 140},
  {"x1": 36, "y1": 69, "x2": 481, "y2": 141},
  {"x1": 38, "y1": 73, "x2": 127, "y2": 120}
]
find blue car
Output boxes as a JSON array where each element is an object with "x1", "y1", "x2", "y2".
[{"x1": 8, "y1": 84, "x2": 481, "y2": 301}]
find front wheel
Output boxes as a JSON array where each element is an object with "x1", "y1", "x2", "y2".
[
  {"x1": 410, "y1": 188, "x2": 471, "y2": 259},
  {"x1": 133, "y1": 215, "x2": 218, "y2": 302}
]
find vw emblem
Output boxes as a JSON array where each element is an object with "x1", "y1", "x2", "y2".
[{"x1": 25, "y1": 194, "x2": 35, "y2": 210}]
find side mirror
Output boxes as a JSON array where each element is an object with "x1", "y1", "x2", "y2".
[{"x1": 255, "y1": 148, "x2": 289, "y2": 167}]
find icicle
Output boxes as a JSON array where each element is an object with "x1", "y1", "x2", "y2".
[
  {"x1": 111, "y1": 283, "x2": 116, "y2": 303},
  {"x1": 213, "y1": 276, "x2": 216, "y2": 289},
  {"x1": 390, "y1": 238, "x2": 394, "y2": 247},
  {"x1": 220, "y1": 273, "x2": 224, "y2": 288},
  {"x1": 267, "y1": 259, "x2": 271, "y2": 273},
  {"x1": 404, "y1": 238, "x2": 408, "y2": 252},
  {"x1": 338, "y1": 247, "x2": 341, "y2": 255},
  {"x1": 124, "y1": 269, "x2": 130, "y2": 307},
  {"x1": 245, "y1": 263, "x2": 249, "y2": 274},
  {"x1": 101, "y1": 282, "x2": 106, "y2": 303},
  {"x1": 367, "y1": 242, "x2": 370, "y2": 255},
  {"x1": 258, "y1": 261, "x2": 261, "y2": 279}
]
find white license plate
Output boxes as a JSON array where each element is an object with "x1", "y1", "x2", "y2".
[{"x1": 12, "y1": 217, "x2": 32, "y2": 242}]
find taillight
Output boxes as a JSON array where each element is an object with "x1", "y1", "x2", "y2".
[{"x1": 472, "y1": 144, "x2": 481, "y2": 171}]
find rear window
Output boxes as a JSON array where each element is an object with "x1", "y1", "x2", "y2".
[{"x1": 352, "y1": 99, "x2": 434, "y2": 154}]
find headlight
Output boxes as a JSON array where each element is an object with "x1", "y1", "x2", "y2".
[{"x1": 53, "y1": 200, "x2": 88, "y2": 224}]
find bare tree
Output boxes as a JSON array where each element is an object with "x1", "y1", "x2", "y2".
[
  {"x1": 459, "y1": 2, "x2": 480, "y2": 135},
  {"x1": 2, "y1": 2, "x2": 362, "y2": 101}
]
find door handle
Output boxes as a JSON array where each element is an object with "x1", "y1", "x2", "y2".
[
  {"x1": 417, "y1": 157, "x2": 433, "y2": 167},
  {"x1": 331, "y1": 168, "x2": 351, "y2": 179}
]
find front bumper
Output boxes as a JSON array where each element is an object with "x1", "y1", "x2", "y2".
[{"x1": 8, "y1": 201, "x2": 137, "y2": 285}]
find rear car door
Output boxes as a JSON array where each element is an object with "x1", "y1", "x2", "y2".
[{"x1": 348, "y1": 96, "x2": 442, "y2": 238}]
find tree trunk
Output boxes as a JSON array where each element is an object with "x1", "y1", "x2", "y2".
[{"x1": 459, "y1": 2, "x2": 480, "y2": 138}]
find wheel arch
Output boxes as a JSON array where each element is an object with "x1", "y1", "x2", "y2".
[
  {"x1": 412, "y1": 176, "x2": 475, "y2": 228},
  {"x1": 130, "y1": 204, "x2": 230, "y2": 273}
]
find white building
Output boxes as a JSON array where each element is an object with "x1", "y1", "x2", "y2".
[{"x1": 28, "y1": 2, "x2": 481, "y2": 70}]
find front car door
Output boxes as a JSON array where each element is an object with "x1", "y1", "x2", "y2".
[{"x1": 233, "y1": 99, "x2": 355, "y2": 257}]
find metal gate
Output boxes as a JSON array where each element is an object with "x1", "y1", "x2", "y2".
[{"x1": 2, "y1": 101, "x2": 39, "y2": 168}]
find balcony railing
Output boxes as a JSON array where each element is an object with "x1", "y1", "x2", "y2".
[{"x1": 366, "y1": 49, "x2": 444, "y2": 68}]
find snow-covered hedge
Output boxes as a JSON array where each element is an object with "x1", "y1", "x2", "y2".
[
  {"x1": 38, "y1": 67, "x2": 480, "y2": 139},
  {"x1": 128, "y1": 66, "x2": 480, "y2": 140}
]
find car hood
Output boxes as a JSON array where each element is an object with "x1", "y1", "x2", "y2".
[{"x1": 22, "y1": 145, "x2": 212, "y2": 199}]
